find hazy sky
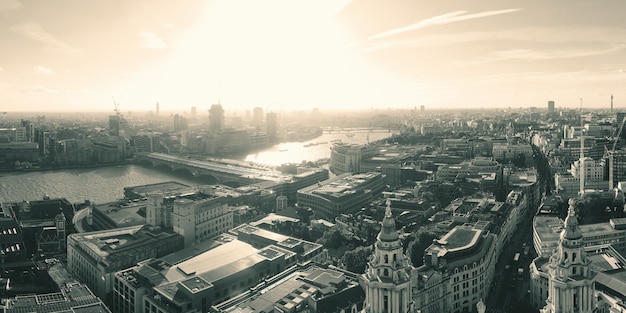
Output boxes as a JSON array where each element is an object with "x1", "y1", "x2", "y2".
[{"x1": 1, "y1": 0, "x2": 625, "y2": 112}]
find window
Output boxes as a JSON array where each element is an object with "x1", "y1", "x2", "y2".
[{"x1": 384, "y1": 254, "x2": 388, "y2": 263}]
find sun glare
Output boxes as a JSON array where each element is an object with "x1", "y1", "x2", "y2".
[{"x1": 122, "y1": 0, "x2": 420, "y2": 111}]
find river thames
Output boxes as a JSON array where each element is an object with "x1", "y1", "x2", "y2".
[{"x1": 0, "y1": 130, "x2": 392, "y2": 204}]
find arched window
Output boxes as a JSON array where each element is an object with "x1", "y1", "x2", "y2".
[
  {"x1": 572, "y1": 253, "x2": 577, "y2": 262},
  {"x1": 393, "y1": 254, "x2": 397, "y2": 262},
  {"x1": 384, "y1": 269, "x2": 389, "y2": 276},
  {"x1": 384, "y1": 255, "x2": 389, "y2": 263}
]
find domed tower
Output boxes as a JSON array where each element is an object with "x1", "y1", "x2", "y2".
[
  {"x1": 361, "y1": 199, "x2": 412, "y2": 313},
  {"x1": 55, "y1": 208, "x2": 66, "y2": 252},
  {"x1": 541, "y1": 199, "x2": 595, "y2": 313}
]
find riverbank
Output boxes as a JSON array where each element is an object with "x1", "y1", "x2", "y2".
[{"x1": 0, "y1": 159, "x2": 139, "y2": 173}]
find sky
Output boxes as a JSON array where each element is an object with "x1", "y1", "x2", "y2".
[{"x1": 0, "y1": 0, "x2": 625, "y2": 112}]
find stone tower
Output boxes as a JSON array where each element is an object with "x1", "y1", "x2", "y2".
[
  {"x1": 541, "y1": 199, "x2": 595, "y2": 313},
  {"x1": 361, "y1": 199, "x2": 412, "y2": 313},
  {"x1": 55, "y1": 208, "x2": 66, "y2": 252}
]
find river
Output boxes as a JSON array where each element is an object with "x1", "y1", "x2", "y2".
[{"x1": 0, "y1": 129, "x2": 393, "y2": 204}]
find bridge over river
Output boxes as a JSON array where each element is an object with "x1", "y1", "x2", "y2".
[{"x1": 136, "y1": 153, "x2": 291, "y2": 186}]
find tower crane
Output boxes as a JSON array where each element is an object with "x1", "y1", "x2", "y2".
[{"x1": 606, "y1": 114, "x2": 626, "y2": 189}]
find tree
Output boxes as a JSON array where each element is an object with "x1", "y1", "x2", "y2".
[
  {"x1": 342, "y1": 246, "x2": 372, "y2": 274},
  {"x1": 317, "y1": 229, "x2": 347, "y2": 249},
  {"x1": 406, "y1": 229, "x2": 438, "y2": 267}
]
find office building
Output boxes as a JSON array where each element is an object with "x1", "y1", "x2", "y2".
[
  {"x1": 3, "y1": 283, "x2": 111, "y2": 313},
  {"x1": 171, "y1": 192, "x2": 232, "y2": 247},
  {"x1": 209, "y1": 104, "x2": 225, "y2": 132},
  {"x1": 329, "y1": 142, "x2": 376, "y2": 174},
  {"x1": 191, "y1": 106, "x2": 197, "y2": 116},
  {"x1": 533, "y1": 215, "x2": 626, "y2": 258},
  {"x1": 67, "y1": 225, "x2": 184, "y2": 302},
  {"x1": 113, "y1": 225, "x2": 325, "y2": 313},
  {"x1": 297, "y1": 172, "x2": 386, "y2": 220},
  {"x1": 412, "y1": 224, "x2": 497, "y2": 313},
  {"x1": 548, "y1": 101, "x2": 555, "y2": 113},
  {"x1": 252, "y1": 106, "x2": 263, "y2": 129},
  {"x1": 266, "y1": 112, "x2": 278, "y2": 138},
  {"x1": 109, "y1": 115, "x2": 121, "y2": 136},
  {"x1": 214, "y1": 264, "x2": 364, "y2": 313}
]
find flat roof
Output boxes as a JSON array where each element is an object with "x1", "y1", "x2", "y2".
[
  {"x1": 533, "y1": 215, "x2": 564, "y2": 244},
  {"x1": 439, "y1": 227, "x2": 481, "y2": 252},
  {"x1": 164, "y1": 239, "x2": 259, "y2": 282},
  {"x1": 124, "y1": 181, "x2": 190, "y2": 196},
  {"x1": 94, "y1": 202, "x2": 146, "y2": 227}
]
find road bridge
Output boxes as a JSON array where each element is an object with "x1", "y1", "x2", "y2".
[{"x1": 136, "y1": 153, "x2": 289, "y2": 187}]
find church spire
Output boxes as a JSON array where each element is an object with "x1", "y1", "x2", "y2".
[
  {"x1": 360, "y1": 199, "x2": 412, "y2": 313},
  {"x1": 541, "y1": 199, "x2": 595, "y2": 313}
]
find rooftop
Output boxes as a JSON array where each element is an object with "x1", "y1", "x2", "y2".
[
  {"x1": 4, "y1": 283, "x2": 110, "y2": 313},
  {"x1": 69, "y1": 225, "x2": 181, "y2": 264},
  {"x1": 218, "y1": 264, "x2": 362, "y2": 313},
  {"x1": 94, "y1": 201, "x2": 146, "y2": 227},
  {"x1": 124, "y1": 181, "x2": 190, "y2": 198},
  {"x1": 300, "y1": 172, "x2": 383, "y2": 199}
]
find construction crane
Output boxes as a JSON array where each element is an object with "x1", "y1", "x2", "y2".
[{"x1": 606, "y1": 111, "x2": 626, "y2": 189}]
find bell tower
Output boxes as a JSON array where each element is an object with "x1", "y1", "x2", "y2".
[
  {"x1": 541, "y1": 199, "x2": 595, "y2": 313},
  {"x1": 361, "y1": 199, "x2": 412, "y2": 313},
  {"x1": 55, "y1": 208, "x2": 66, "y2": 252}
]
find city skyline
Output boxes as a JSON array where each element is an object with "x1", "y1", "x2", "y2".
[{"x1": 1, "y1": 0, "x2": 625, "y2": 112}]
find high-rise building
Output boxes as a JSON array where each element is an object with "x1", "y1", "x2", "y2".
[
  {"x1": 209, "y1": 103, "x2": 224, "y2": 132},
  {"x1": 420, "y1": 105, "x2": 425, "y2": 112},
  {"x1": 108, "y1": 115, "x2": 120, "y2": 136},
  {"x1": 539, "y1": 200, "x2": 595, "y2": 313},
  {"x1": 361, "y1": 200, "x2": 412, "y2": 313},
  {"x1": 156, "y1": 102, "x2": 160, "y2": 116},
  {"x1": 548, "y1": 101, "x2": 555, "y2": 113},
  {"x1": 191, "y1": 106, "x2": 197, "y2": 116},
  {"x1": 266, "y1": 112, "x2": 278, "y2": 137},
  {"x1": 253, "y1": 106, "x2": 264, "y2": 129},
  {"x1": 172, "y1": 114, "x2": 187, "y2": 131}
]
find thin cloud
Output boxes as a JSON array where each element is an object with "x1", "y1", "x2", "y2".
[
  {"x1": 22, "y1": 85, "x2": 60, "y2": 94},
  {"x1": 369, "y1": 11, "x2": 465, "y2": 40},
  {"x1": 34, "y1": 65, "x2": 54, "y2": 75},
  {"x1": 368, "y1": 8, "x2": 521, "y2": 40},
  {"x1": 139, "y1": 31, "x2": 167, "y2": 50},
  {"x1": 364, "y1": 26, "x2": 626, "y2": 53},
  {"x1": 0, "y1": 0, "x2": 22, "y2": 10},
  {"x1": 462, "y1": 44, "x2": 626, "y2": 66},
  {"x1": 11, "y1": 22, "x2": 80, "y2": 54}
]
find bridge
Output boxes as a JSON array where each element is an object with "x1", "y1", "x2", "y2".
[{"x1": 136, "y1": 153, "x2": 289, "y2": 186}]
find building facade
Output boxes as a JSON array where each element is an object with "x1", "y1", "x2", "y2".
[
  {"x1": 297, "y1": 172, "x2": 386, "y2": 220},
  {"x1": 171, "y1": 195, "x2": 233, "y2": 247},
  {"x1": 361, "y1": 200, "x2": 412, "y2": 313},
  {"x1": 539, "y1": 200, "x2": 596, "y2": 313},
  {"x1": 412, "y1": 225, "x2": 497, "y2": 313},
  {"x1": 66, "y1": 225, "x2": 183, "y2": 302}
]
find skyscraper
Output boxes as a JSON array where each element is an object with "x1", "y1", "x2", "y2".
[
  {"x1": 191, "y1": 106, "x2": 197, "y2": 116},
  {"x1": 156, "y1": 102, "x2": 160, "y2": 116},
  {"x1": 548, "y1": 101, "x2": 555, "y2": 113},
  {"x1": 266, "y1": 112, "x2": 278, "y2": 137},
  {"x1": 252, "y1": 107, "x2": 263, "y2": 129},
  {"x1": 209, "y1": 104, "x2": 224, "y2": 132}
]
